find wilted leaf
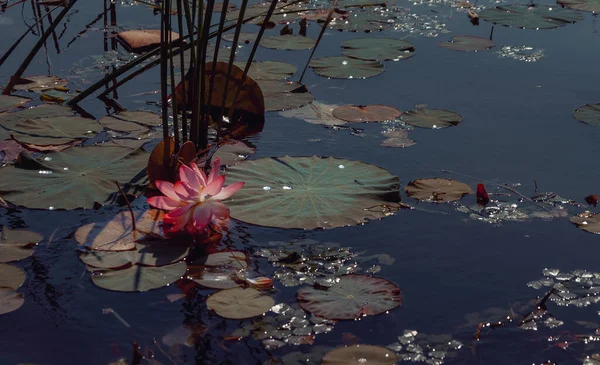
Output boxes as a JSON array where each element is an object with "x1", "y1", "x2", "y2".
[
  {"x1": 224, "y1": 156, "x2": 401, "y2": 229},
  {"x1": 297, "y1": 274, "x2": 402, "y2": 320},
  {"x1": 90, "y1": 261, "x2": 187, "y2": 292},
  {"x1": 405, "y1": 178, "x2": 472, "y2": 202},
  {"x1": 332, "y1": 105, "x2": 401, "y2": 123},
  {"x1": 206, "y1": 287, "x2": 275, "y2": 319},
  {"x1": 402, "y1": 108, "x2": 463, "y2": 129},
  {"x1": 0, "y1": 264, "x2": 26, "y2": 290},
  {"x1": 322, "y1": 345, "x2": 398, "y2": 365},
  {"x1": 438, "y1": 35, "x2": 495, "y2": 52},
  {"x1": 0, "y1": 229, "x2": 42, "y2": 263},
  {"x1": 310, "y1": 56, "x2": 384, "y2": 79},
  {"x1": 341, "y1": 38, "x2": 415, "y2": 61}
]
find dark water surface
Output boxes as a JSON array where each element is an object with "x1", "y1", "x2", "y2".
[{"x1": 1, "y1": 0, "x2": 599, "y2": 364}]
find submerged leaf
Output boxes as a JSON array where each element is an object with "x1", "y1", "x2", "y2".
[
  {"x1": 322, "y1": 345, "x2": 398, "y2": 365},
  {"x1": 224, "y1": 156, "x2": 401, "y2": 229},
  {"x1": 402, "y1": 108, "x2": 463, "y2": 129},
  {"x1": 480, "y1": 4, "x2": 583, "y2": 29},
  {"x1": 332, "y1": 105, "x2": 402, "y2": 123},
  {"x1": 341, "y1": 38, "x2": 415, "y2": 61},
  {"x1": 206, "y1": 287, "x2": 275, "y2": 319},
  {"x1": 0, "y1": 229, "x2": 42, "y2": 263},
  {"x1": 405, "y1": 178, "x2": 472, "y2": 202},
  {"x1": 297, "y1": 274, "x2": 402, "y2": 320},
  {"x1": 310, "y1": 56, "x2": 384, "y2": 79}
]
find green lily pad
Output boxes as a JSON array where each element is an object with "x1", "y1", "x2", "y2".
[
  {"x1": 234, "y1": 61, "x2": 296, "y2": 80},
  {"x1": 224, "y1": 156, "x2": 401, "y2": 229},
  {"x1": 438, "y1": 36, "x2": 495, "y2": 52},
  {"x1": 332, "y1": 105, "x2": 402, "y2": 123},
  {"x1": 75, "y1": 210, "x2": 165, "y2": 251},
  {"x1": 80, "y1": 239, "x2": 189, "y2": 268},
  {"x1": 341, "y1": 38, "x2": 415, "y2": 61},
  {"x1": 558, "y1": 0, "x2": 600, "y2": 12},
  {"x1": 0, "y1": 145, "x2": 148, "y2": 210},
  {"x1": 310, "y1": 56, "x2": 384, "y2": 79},
  {"x1": 0, "y1": 264, "x2": 26, "y2": 290},
  {"x1": 2, "y1": 116, "x2": 102, "y2": 146},
  {"x1": 480, "y1": 4, "x2": 583, "y2": 29},
  {"x1": 405, "y1": 178, "x2": 472, "y2": 202},
  {"x1": 573, "y1": 104, "x2": 600, "y2": 126},
  {"x1": 328, "y1": 8, "x2": 394, "y2": 32},
  {"x1": 0, "y1": 229, "x2": 42, "y2": 263},
  {"x1": 11, "y1": 75, "x2": 68, "y2": 92},
  {"x1": 401, "y1": 108, "x2": 463, "y2": 129},
  {"x1": 0, "y1": 104, "x2": 73, "y2": 124},
  {"x1": 260, "y1": 35, "x2": 316, "y2": 50},
  {"x1": 89, "y1": 261, "x2": 187, "y2": 292},
  {"x1": 571, "y1": 211, "x2": 600, "y2": 234},
  {"x1": 297, "y1": 274, "x2": 402, "y2": 320},
  {"x1": 99, "y1": 111, "x2": 161, "y2": 132},
  {"x1": 0, "y1": 288, "x2": 24, "y2": 315},
  {"x1": 322, "y1": 345, "x2": 398, "y2": 365},
  {"x1": 256, "y1": 80, "x2": 314, "y2": 111},
  {"x1": 206, "y1": 287, "x2": 275, "y2": 319},
  {"x1": 0, "y1": 95, "x2": 30, "y2": 113}
]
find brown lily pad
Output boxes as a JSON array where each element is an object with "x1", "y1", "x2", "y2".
[
  {"x1": 206, "y1": 287, "x2": 275, "y2": 319},
  {"x1": 571, "y1": 211, "x2": 600, "y2": 234},
  {"x1": 380, "y1": 130, "x2": 416, "y2": 148},
  {"x1": 332, "y1": 105, "x2": 402, "y2": 123},
  {"x1": 117, "y1": 30, "x2": 181, "y2": 53},
  {"x1": 405, "y1": 178, "x2": 472, "y2": 202},
  {"x1": 0, "y1": 288, "x2": 24, "y2": 315},
  {"x1": 322, "y1": 345, "x2": 398, "y2": 365},
  {"x1": 0, "y1": 264, "x2": 26, "y2": 290},
  {"x1": 11, "y1": 76, "x2": 68, "y2": 92},
  {"x1": 0, "y1": 229, "x2": 42, "y2": 263}
]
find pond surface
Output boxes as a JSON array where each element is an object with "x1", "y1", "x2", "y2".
[{"x1": 1, "y1": 0, "x2": 600, "y2": 364}]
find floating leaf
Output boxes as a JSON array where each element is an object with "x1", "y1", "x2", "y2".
[
  {"x1": 279, "y1": 101, "x2": 346, "y2": 126},
  {"x1": 327, "y1": 8, "x2": 395, "y2": 32},
  {"x1": 402, "y1": 108, "x2": 463, "y2": 129},
  {"x1": 438, "y1": 36, "x2": 495, "y2": 52},
  {"x1": 297, "y1": 274, "x2": 402, "y2": 320},
  {"x1": 310, "y1": 56, "x2": 384, "y2": 79},
  {"x1": 0, "y1": 140, "x2": 27, "y2": 164},
  {"x1": 322, "y1": 345, "x2": 398, "y2": 365},
  {"x1": 99, "y1": 111, "x2": 161, "y2": 132},
  {"x1": 90, "y1": 261, "x2": 187, "y2": 292},
  {"x1": 0, "y1": 104, "x2": 73, "y2": 124},
  {"x1": 571, "y1": 212, "x2": 600, "y2": 234},
  {"x1": 558, "y1": 0, "x2": 600, "y2": 12},
  {"x1": 0, "y1": 288, "x2": 24, "y2": 315},
  {"x1": 0, "y1": 229, "x2": 42, "y2": 263},
  {"x1": 380, "y1": 130, "x2": 416, "y2": 148},
  {"x1": 222, "y1": 32, "x2": 258, "y2": 43},
  {"x1": 256, "y1": 80, "x2": 314, "y2": 111},
  {"x1": 0, "y1": 95, "x2": 30, "y2": 113},
  {"x1": 187, "y1": 251, "x2": 248, "y2": 289},
  {"x1": 0, "y1": 145, "x2": 148, "y2": 210},
  {"x1": 11, "y1": 75, "x2": 68, "y2": 92},
  {"x1": 341, "y1": 38, "x2": 415, "y2": 61},
  {"x1": 212, "y1": 140, "x2": 256, "y2": 166},
  {"x1": 260, "y1": 35, "x2": 316, "y2": 50},
  {"x1": 234, "y1": 61, "x2": 296, "y2": 80},
  {"x1": 480, "y1": 4, "x2": 583, "y2": 29},
  {"x1": 573, "y1": 104, "x2": 600, "y2": 126},
  {"x1": 332, "y1": 105, "x2": 402, "y2": 123},
  {"x1": 2, "y1": 116, "x2": 102, "y2": 146},
  {"x1": 117, "y1": 30, "x2": 181, "y2": 53},
  {"x1": 75, "y1": 210, "x2": 164, "y2": 251},
  {"x1": 225, "y1": 156, "x2": 401, "y2": 229},
  {"x1": 80, "y1": 239, "x2": 189, "y2": 268},
  {"x1": 0, "y1": 264, "x2": 26, "y2": 290},
  {"x1": 405, "y1": 178, "x2": 472, "y2": 202},
  {"x1": 206, "y1": 287, "x2": 275, "y2": 319}
]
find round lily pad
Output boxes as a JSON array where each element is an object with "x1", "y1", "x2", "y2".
[
  {"x1": 0, "y1": 95, "x2": 30, "y2": 113},
  {"x1": 438, "y1": 36, "x2": 495, "y2": 52},
  {"x1": 234, "y1": 61, "x2": 296, "y2": 80},
  {"x1": 571, "y1": 212, "x2": 600, "y2": 234},
  {"x1": 322, "y1": 345, "x2": 398, "y2": 365},
  {"x1": 480, "y1": 4, "x2": 583, "y2": 29},
  {"x1": 0, "y1": 145, "x2": 148, "y2": 210},
  {"x1": 405, "y1": 178, "x2": 472, "y2": 202},
  {"x1": 89, "y1": 261, "x2": 187, "y2": 292},
  {"x1": 12, "y1": 75, "x2": 68, "y2": 92},
  {"x1": 0, "y1": 288, "x2": 24, "y2": 315},
  {"x1": 256, "y1": 80, "x2": 314, "y2": 111},
  {"x1": 573, "y1": 104, "x2": 600, "y2": 126},
  {"x1": 402, "y1": 108, "x2": 463, "y2": 129},
  {"x1": 0, "y1": 264, "x2": 26, "y2": 290},
  {"x1": 206, "y1": 287, "x2": 275, "y2": 319},
  {"x1": 332, "y1": 105, "x2": 402, "y2": 123},
  {"x1": 0, "y1": 229, "x2": 42, "y2": 263},
  {"x1": 224, "y1": 156, "x2": 401, "y2": 229},
  {"x1": 341, "y1": 38, "x2": 415, "y2": 61},
  {"x1": 310, "y1": 56, "x2": 384, "y2": 79},
  {"x1": 75, "y1": 210, "x2": 164, "y2": 251},
  {"x1": 80, "y1": 239, "x2": 189, "y2": 268},
  {"x1": 558, "y1": 0, "x2": 600, "y2": 12},
  {"x1": 260, "y1": 35, "x2": 316, "y2": 50},
  {"x1": 297, "y1": 274, "x2": 402, "y2": 320},
  {"x1": 3, "y1": 116, "x2": 102, "y2": 146}
]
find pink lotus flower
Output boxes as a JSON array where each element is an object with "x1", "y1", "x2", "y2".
[{"x1": 147, "y1": 158, "x2": 244, "y2": 235}]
